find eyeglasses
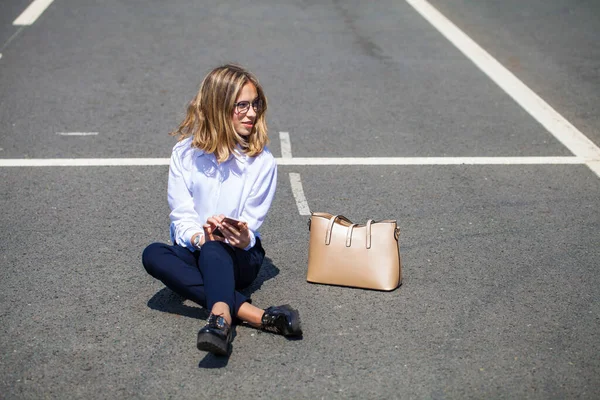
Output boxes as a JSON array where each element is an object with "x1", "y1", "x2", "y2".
[{"x1": 234, "y1": 99, "x2": 263, "y2": 114}]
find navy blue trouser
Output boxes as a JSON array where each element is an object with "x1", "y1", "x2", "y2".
[{"x1": 142, "y1": 238, "x2": 264, "y2": 318}]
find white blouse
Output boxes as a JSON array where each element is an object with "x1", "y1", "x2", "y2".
[{"x1": 167, "y1": 137, "x2": 277, "y2": 251}]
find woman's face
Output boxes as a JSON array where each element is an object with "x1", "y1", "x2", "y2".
[{"x1": 232, "y1": 82, "x2": 258, "y2": 137}]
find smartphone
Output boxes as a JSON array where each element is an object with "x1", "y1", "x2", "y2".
[{"x1": 212, "y1": 217, "x2": 246, "y2": 237}]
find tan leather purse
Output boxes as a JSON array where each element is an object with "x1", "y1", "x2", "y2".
[{"x1": 306, "y1": 212, "x2": 402, "y2": 291}]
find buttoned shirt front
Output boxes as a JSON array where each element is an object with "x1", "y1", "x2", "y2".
[{"x1": 168, "y1": 137, "x2": 277, "y2": 251}]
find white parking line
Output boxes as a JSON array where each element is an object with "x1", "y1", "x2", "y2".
[
  {"x1": 0, "y1": 158, "x2": 170, "y2": 167},
  {"x1": 276, "y1": 156, "x2": 583, "y2": 166},
  {"x1": 0, "y1": 156, "x2": 584, "y2": 167},
  {"x1": 0, "y1": 27, "x2": 25, "y2": 55},
  {"x1": 279, "y1": 132, "x2": 292, "y2": 158},
  {"x1": 13, "y1": 0, "x2": 54, "y2": 26},
  {"x1": 56, "y1": 132, "x2": 99, "y2": 136},
  {"x1": 406, "y1": 0, "x2": 600, "y2": 177},
  {"x1": 289, "y1": 173, "x2": 311, "y2": 215}
]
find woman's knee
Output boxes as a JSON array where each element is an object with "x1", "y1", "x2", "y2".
[
  {"x1": 142, "y1": 242, "x2": 169, "y2": 277},
  {"x1": 198, "y1": 241, "x2": 233, "y2": 268},
  {"x1": 200, "y1": 240, "x2": 223, "y2": 250},
  {"x1": 199, "y1": 240, "x2": 230, "y2": 257}
]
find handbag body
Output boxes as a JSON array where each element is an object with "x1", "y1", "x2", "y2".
[{"x1": 306, "y1": 212, "x2": 402, "y2": 291}]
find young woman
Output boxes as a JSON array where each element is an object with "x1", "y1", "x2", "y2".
[{"x1": 142, "y1": 64, "x2": 302, "y2": 356}]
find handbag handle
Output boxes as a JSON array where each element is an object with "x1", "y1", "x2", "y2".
[
  {"x1": 312, "y1": 213, "x2": 400, "y2": 247},
  {"x1": 345, "y1": 224, "x2": 357, "y2": 247},
  {"x1": 345, "y1": 221, "x2": 375, "y2": 248},
  {"x1": 326, "y1": 216, "x2": 374, "y2": 249},
  {"x1": 365, "y1": 220, "x2": 400, "y2": 247},
  {"x1": 325, "y1": 215, "x2": 353, "y2": 245}
]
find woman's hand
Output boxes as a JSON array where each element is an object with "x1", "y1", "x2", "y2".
[
  {"x1": 202, "y1": 215, "x2": 226, "y2": 243},
  {"x1": 205, "y1": 214, "x2": 249, "y2": 249},
  {"x1": 201, "y1": 215, "x2": 251, "y2": 249},
  {"x1": 218, "y1": 218, "x2": 251, "y2": 249}
]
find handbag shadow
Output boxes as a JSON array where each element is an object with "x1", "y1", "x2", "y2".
[{"x1": 306, "y1": 279, "x2": 403, "y2": 292}]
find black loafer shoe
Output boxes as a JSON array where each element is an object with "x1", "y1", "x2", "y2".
[
  {"x1": 197, "y1": 314, "x2": 232, "y2": 356},
  {"x1": 261, "y1": 304, "x2": 302, "y2": 337}
]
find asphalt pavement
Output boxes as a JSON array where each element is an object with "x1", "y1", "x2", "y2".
[{"x1": 1, "y1": 0, "x2": 599, "y2": 399}]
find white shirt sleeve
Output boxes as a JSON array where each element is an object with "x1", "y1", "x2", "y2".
[
  {"x1": 239, "y1": 154, "x2": 278, "y2": 249},
  {"x1": 167, "y1": 144, "x2": 203, "y2": 249}
]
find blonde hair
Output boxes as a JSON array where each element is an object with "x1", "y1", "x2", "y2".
[{"x1": 170, "y1": 64, "x2": 269, "y2": 162}]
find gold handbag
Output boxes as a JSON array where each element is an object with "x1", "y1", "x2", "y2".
[{"x1": 306, "y1": 212, "x2": 402, "y2": 291}]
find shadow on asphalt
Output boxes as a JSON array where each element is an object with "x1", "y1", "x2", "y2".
[
  {"x1": 198, "y1": 353, "x2": 230, "y2": 368},
  {"x1": 147, "y1": 288, "x2": 211, "y2": 319},
  {"x1": 146, "y1": 257, "x2": 281, "y2": 368},
  {"x1": 146, "y1": 257, "x2": 281, "y2": 319},
  {"x1": 239, "y1": 256, "x2": 280, "y2": 297}
]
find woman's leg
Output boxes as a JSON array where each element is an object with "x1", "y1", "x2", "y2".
[
  {"x1": 196, "y1": 241, "x2": 239, "y2": 324},
  {"x1": 195, "y1": 241, "x2": 254, "y2": 355},
  {"x1": 198, "y1": 237, "x2": 267, "y2": 323},
  {"x1": 142, "y1": 242, "x2": 208, "y2": 307},
  {"x1": 237, "y1": 302, "x2": 302, "y2": 336},
  {"x1": 144, "y1": 240, "x2": 300, "y2": 350},
  {"x1": 237, "y1": 302, "x2": 264, "y2": 327},
  {"x1": 229, "y1": 239, "x2": 302, "y2": 337},
  {"x1": 143, "y1": 241, "x2": 254, "y2": 323}
]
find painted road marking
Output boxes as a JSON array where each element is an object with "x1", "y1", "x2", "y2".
[
  {"x1": 0, "y1": 156, "x2": 584, "y2": 167},
  {"x1": 289, "y1": 173, "x2": 311, "y2": 215},
  {"x1": 56, "y1": 132, "x2": 99, "y2": 136},
  {"x1": 276, "y1": 156, "x2": 583, "y2": 166},
  {"x1": 13, "y1": 0, "x2": 54, "y2": 26},
  {"x1": 405, "y1": 0, "x2": 600, "y2": 177},
  {"x1": 279, "y1": 132, "x2": 292, "y2": 158},
  {"x1": 0, "y1": 158, "x2": 171, "y2": 167},
  {"x1": 280, "y1": 132, "x2": 309, "y2": 215},
  {"x1": 1, "y1": 27, "x2": 25, "y2": 54}
]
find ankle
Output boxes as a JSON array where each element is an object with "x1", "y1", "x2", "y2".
[
  {"x1": 237, "y1": 302, "x2": 265, "y2": 327},
  {"x1": 211, "y1": 312, "x2": 232, "y2": 326},
  {"x1": 211, "y1": 303, "x2": 232, "y2": 325}
]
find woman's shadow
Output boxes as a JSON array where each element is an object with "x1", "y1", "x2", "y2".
[{"x1": 146, "y1": 256, "x2": 280, "y2": 368}]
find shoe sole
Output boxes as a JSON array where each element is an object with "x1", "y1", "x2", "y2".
[{"x1": 197, "y1": 332, "x2": 229, "y2": 356}]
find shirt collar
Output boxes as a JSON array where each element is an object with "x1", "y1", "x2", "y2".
[
  {"x1": 232, "y1": 145, "x2": 249, "y2": 164},
  {"x1": 193, "y1": 146, "x2": 248, "y2": 166}
]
